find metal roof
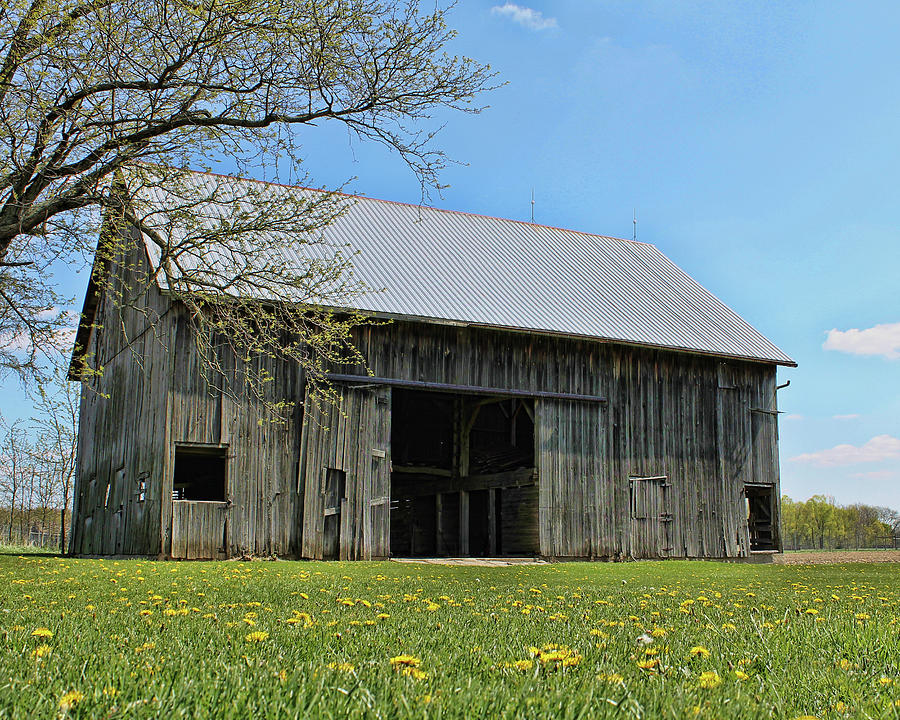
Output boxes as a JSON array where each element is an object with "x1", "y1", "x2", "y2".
[{"x1": 131, "y1": 171, "x2": 795, "y2": 366}]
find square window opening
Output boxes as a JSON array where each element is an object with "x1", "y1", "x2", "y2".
[{"x1": 173, "y1": 446, "x2": 227, "y2": 501}]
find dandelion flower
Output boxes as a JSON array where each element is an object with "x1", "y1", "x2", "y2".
[
  {"x1": 734, "y1": 670, "x2": 749, "y2": 681},
  {"x1": 31, "y1": 628, "x2": 53, "y2": 639},
  {"x1": 245, "y1": 631, "x2": 269, "y2": 643},
  {"x1": 327, "y1": 662, "x2": 355, "y2": 672},
  {"x1": 401, "y1": 666, "x2": 428, "y2": 680},
  {"x1": 390, "y1": 654, "x2": 421, "y2": 668},
  {"x1": 31, "y1": 644, "x2": 52, "y2": 658},
  {"x1": 698, "y1": 671, "x2": 722, "y2": 689},
  {"x1": 689, "y1": 646, "x2": 710, "y2": 658},
  {"x1": 59, "y1": 690, "x2": 84, "y2": 711}
]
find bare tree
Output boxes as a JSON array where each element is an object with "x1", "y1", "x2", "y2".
[
  {"x1": 30, "y1": 356, "x2": 78, "y2": 551},
  {"x1": 0, "y1": 420, "x2": 31, "y2": 542},
  {"x1": 0, "y1": 0, "x2": 495, "y2": 399}
]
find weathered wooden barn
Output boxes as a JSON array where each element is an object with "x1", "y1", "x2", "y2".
[{"x1": 69, "y1": 170, "x2": 795, "y2": 560}]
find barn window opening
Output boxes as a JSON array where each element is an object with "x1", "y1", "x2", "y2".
[
  {"x1": 390, "y1": 389, "x2": 537, "y2": 558},
  {"x1": 173, "y1": 446, "x2": 227, "y2": 501},
  {"x1": 746, "y1": 484, "x2": 776, "y2": 551}
]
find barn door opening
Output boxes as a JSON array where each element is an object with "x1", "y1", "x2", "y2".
[
  {"x1": 300, "y1": 384, "x2": 391, "y2": 560},
  {"x1": 170, "y1": 445, "x2": 229, "y2": 559},
  {"x1": 389, "y1": 389, "x2": 536, "y2": 558},
  {"x1": 745, "y1": 484, "x2": 776, "y2": 551},
  {"x1": 630, "y1": 475, "x2": 672, "y2": 558}
]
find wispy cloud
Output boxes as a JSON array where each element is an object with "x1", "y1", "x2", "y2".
[
  {"x1": 490, "y1": 3, "x2": 557, "y2": 31},
  {"x1": 823, "y1": 321, "x2": 900, "y2": 360},
  {"x1": 783, "y1": 414, "x2": 804, "y2": 421},
  {"x1": 832, "y1": 414, "x2": 860, "y2": 421},
  {"x1": 850, "y1": 469, "x2": 898, "y2": 480},
  {"x1": 790, "y1": 434, "x2": 900, "y2": 467}
]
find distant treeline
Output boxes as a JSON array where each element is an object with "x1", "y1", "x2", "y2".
[{"x1": 781, "y1": 495, "x2": 900, "y2": 551}]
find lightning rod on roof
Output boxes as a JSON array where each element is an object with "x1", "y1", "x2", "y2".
[
  {"x1": 633, "y1": 209, "x2": 637, "y2": 242},
  {"x1": 531, "y1": 188, "x2": 535, "y2": 223}
]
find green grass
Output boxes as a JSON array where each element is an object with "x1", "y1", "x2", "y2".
[{"x1": 1, "y1": 555, "x2": 898, "y2": 719}]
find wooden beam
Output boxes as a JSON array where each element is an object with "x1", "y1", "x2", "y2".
[
  {"x1": 391, "y1": 468, "x2": 536, "y2": 499},
  {"x1": 327, "y1": 373, "x2": 607, "y2": 404}
]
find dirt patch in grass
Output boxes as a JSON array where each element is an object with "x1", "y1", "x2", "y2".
[{"x1": 775, "y1": 549, "x2": 900, "y2": 564}]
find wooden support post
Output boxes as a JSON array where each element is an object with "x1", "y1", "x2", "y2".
[
  {"x1": 487, "y1": 488, "x2": 497, "y2": 556},
  {"x1": 459, "y1": 490, "x2": 469, "y2": 556},
  {"x1": 435, "y1": 493, "x2": 444, "y2": 556}
]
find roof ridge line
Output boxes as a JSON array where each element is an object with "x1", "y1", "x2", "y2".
[{"x1": 131, "y1": 162, "x2": 652, "y2": 248}]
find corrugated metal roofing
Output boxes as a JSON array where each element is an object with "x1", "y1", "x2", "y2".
[{"x1": 131, "y1": 170, "x2": 795, "y2": 366}]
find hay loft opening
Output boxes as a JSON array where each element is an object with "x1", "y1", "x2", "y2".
[
  {"x1": 172, "y1": 445, "x2": 228, "y2": 501},
  {"x1": 389, "y1": 389, "x2": 538, "y2": 557}
]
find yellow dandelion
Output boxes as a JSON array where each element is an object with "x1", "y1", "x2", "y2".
[
  {"x1": 327, "y1": 662, "x2": 355, "y2": 672},
  {"x1": 139, "y1": 609, "x2": 153, "y2": 617},
  {"x1": 689, "y1": 646, "x2": 710, "y2": 658},
  {"x1": 698, "y1": 671, "x2": 722, "y2": 689},
  {"x1": 598, "y1": 672, "x2": 624, "y2": 683},
  {"x1": 59, "y1": 690, "x2": 84, "y2": 711},
  {"x1": 390, "y1": 654, "x2": 421, "y2": 668},
  {"x1": 31, "y1": 628, "x2": 53, "y2": 639},
  {"x1": 855, "y1": 613, "x2": 870, "y2": 621},
  {"x1": 245, "y1": 631, "x2": 269, "y2": 643},
  {"x1": 31, "y1": 644, "x2": 52, "y2": 658},
  {"x1": 401, "y1": 666, "x2": 428, "y2": 680},
  {"x1": 637, "y1": 658, "x2": 659, "y2": 670},
  {"x1": 512, "y1": 659, "x2": 534, "y2": 671},
  {"x1": 734, "y1": 669, "x2": 749, "y2": 681},
  {"x1": 878, "y1": 677, "x2": 893, "y2": 686}
]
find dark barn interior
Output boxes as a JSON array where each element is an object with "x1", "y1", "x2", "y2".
[
  {"x1": 389, "y1": 389, "x2": 539, "y2": 557},
  {"x1": 172, "y1": 446, "x2": 227, "y2": 501},
  {"x1": 746, "y1": 484, "x2": 776, "y2": 551}
]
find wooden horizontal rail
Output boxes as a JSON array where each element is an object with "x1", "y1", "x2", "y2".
[{"x1": 326, "y1": 373, "x2": 607, "y2": 403}]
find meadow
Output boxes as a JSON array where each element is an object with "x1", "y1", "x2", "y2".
[{"x1": 1, "y1": 555, "x2": 898, "y2": 719}]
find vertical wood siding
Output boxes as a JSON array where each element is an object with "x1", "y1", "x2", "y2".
[
  {"x1": 73, "y1": 284, "x2": 782, "y2": 559},
  {"x1": 70, "y1": 227, "x2": 172, "y2": 556},
  {"x1": 299, "y1": 385, "x2": 391, "y2": 560}
]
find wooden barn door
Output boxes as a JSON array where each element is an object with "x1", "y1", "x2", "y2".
[
  {"x1": 300, "y1": 384, "x2": 391, "y2": 560},
  {"x1": 630, "y1": 475, "x2": 671, "y2": 558}
]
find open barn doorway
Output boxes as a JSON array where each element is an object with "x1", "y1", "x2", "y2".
[
  {"x1": 389, "y1": 389, "x2": 538, "y2": 558},
  {"x1": 746, "y1": 484, "x2": 777, "y2": 551}
]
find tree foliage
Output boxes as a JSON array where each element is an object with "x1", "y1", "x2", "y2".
[
  {"x1": 0, "y1": 0, "x2": 495, "y2": 392},
  {"x1": 781, "y1": 494, "x2": 897, "y2": 550}
]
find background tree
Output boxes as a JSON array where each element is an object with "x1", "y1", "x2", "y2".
[
  {"x1": 801, "y1": 495, "x2": 837, "y2": 550},
  {"x1": 0, "y1": 0, "x2": 494, "y2": 399},
  {"x1": 0, "y1": 420, "x2": 32, "y2": 543},
  {"x1": 30, "y1": 356, "x2": 78, "y2": 551}
]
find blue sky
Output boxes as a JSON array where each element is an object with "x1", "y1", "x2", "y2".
[{"x1": 4, "y1": 1, "x2": 899, "y2": 508}]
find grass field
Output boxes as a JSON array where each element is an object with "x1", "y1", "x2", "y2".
[{"x1": 1, "y1": 555, "x2": 898, "y2": 719}]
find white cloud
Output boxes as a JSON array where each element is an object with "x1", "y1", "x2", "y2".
[
  {"x1": 850, "y1": 469, "x2": 898, "y2": 480},
  {"x1": 783, "y1": 414, "x2": 804, "y2": 421},
  {"x1": 832, "y1": 414, "x2": 860, "y2": 421},
  {"x1": 789, "y1": 434, "x2": 900, "y2": 467},
  {"x1": 823, "y1": 322, "x2": 900, "y2": 360},
  {"x1": 490, "y1": 3, "x2": 557, "y2": 31}
]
